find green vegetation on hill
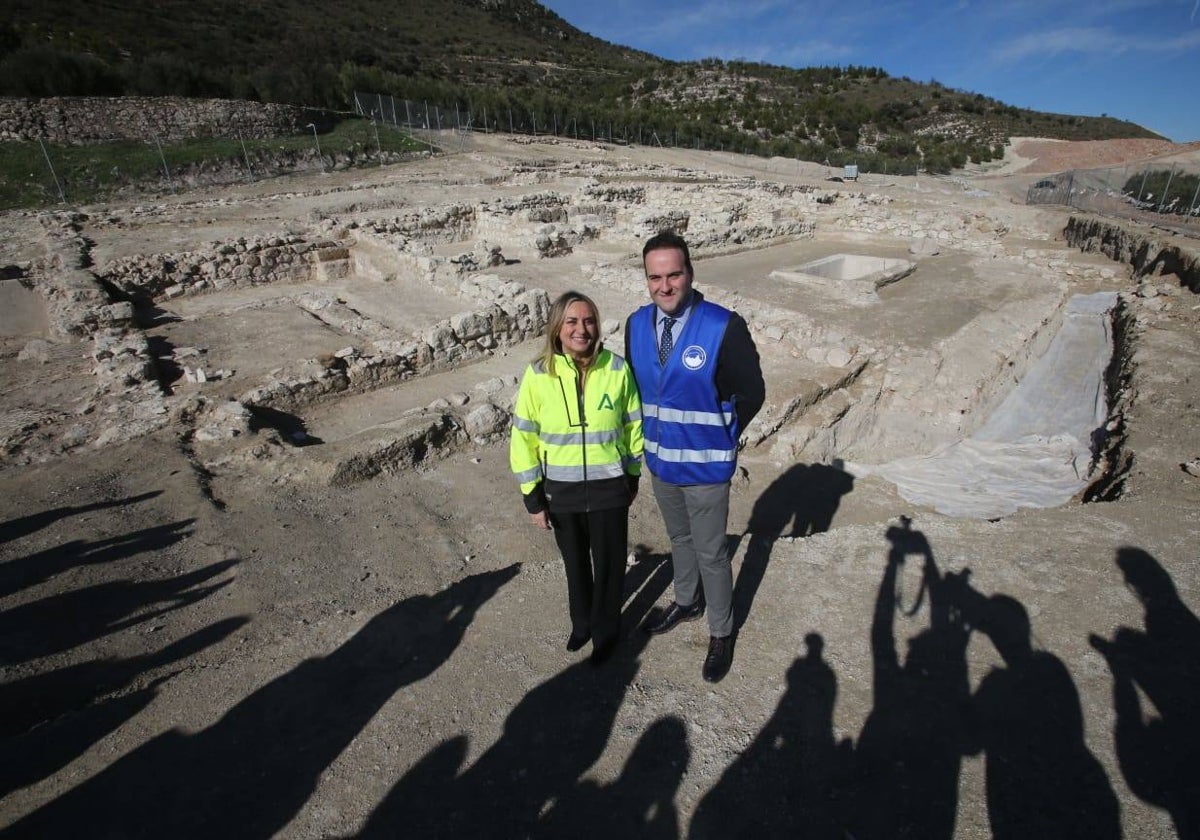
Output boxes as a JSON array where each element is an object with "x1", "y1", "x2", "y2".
[
  {"x1": 0, "y1": 0, "x2": 1164, "y2": 177},
  {"x1": 0, "y1": 120, "x2": 424, "y2": 210}
]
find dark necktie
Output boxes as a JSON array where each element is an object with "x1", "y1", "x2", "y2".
[{"x1": 659, "y1": 317, "x2": 676, "y2": 365}]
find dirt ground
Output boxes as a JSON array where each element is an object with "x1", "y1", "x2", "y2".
[{"x1": 1, "y1": 133, "x2": 1198, "y2": 839}]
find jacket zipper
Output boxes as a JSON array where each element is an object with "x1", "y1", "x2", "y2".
[{"x1": 575, "y1": 362, "x2": 590, "y2": 511}]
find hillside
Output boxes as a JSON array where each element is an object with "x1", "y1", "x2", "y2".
[{"x1": 0, "y1": 0, "x2": 1163, "y2": 172}]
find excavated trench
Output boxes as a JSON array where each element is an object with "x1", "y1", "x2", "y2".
[
  {"x1": 800, "y1": 215, "x2": 1199, "y2": 519},
  {"x1": 842, "y1": 291, "x2": 1120, "y2": 518}
]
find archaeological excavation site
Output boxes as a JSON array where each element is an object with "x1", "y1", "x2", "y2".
[{"x1": 2, "y1": 132, "x2": 1198, "y2": 838}]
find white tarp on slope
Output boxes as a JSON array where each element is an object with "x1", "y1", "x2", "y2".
[{"x1": 848, "y1": 292, "x2": 1118, "y2": 519}]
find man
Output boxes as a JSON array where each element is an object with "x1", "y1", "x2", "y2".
[{"x1": 625, "y1": 230, "x2": 765, "y2": 683}]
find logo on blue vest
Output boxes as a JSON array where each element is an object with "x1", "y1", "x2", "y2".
[{"x1": 681, "y1": 345, "x2": 707, "y2": 370}]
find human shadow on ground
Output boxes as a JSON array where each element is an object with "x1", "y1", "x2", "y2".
[
  {"x1": 3, "y1": 565, "x2": 519, "y2": 840},
  {"x1": 358, "y1": 553, "x2": 674, "y2": 838},
  {"x1": 540, "y1": 715, "x2": 689, "y2": 839},
  {"x1": 0, "y1": 616, "x2": 248, "y2": 796},
  {"x1": 964, "y1": 588, "x2": 1121, "y2": 839},
  {"x1": 1091, "y1": 546, "x2": 1200, "y2": 840},
  {"x1": 690, "y1": 631, "x2": 853, "y2": 839},
  {"x1": 0, "y1": 518, "x2": 193, "y2": 599},
  {"x1": 845, "y1": 517, "x2": 973, "y2": 840},
  {"x1": 695, "y1": 519, "x2": 1122, "y2": 839},
  {"x1": 732, "y1": 461, "x2": 853, "y2": 631},
  {"x1": 0, "y1": 547, "x2": 232, "y2": 667},
  {"x1": 0, "y1": 490, "x2": 162, "y2": 546}
]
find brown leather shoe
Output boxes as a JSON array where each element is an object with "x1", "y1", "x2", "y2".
[
  {"x1": 642, "y1": 600, "x2": 704, "y2": 635},
  {"x1": 702, "y1": 635, "x2": 733, "y2": 683}
]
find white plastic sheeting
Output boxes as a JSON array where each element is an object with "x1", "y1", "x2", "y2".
[{"x1": 848, "y1": 292, "x2": 1118, "y2": 519}]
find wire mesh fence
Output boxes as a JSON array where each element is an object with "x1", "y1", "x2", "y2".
[
  {"x1": 350, "y1": 91, "x2": 934, "y2": 177},
  {"x1": 1, "y1": 110, "x2": 423, "y2": 209},
  {"x1": 1026, "y1": 157, "x2": 1200, "y2": 238},
  {"x1": 353, "y1": 91, "x2": 663, "y2": 147}
]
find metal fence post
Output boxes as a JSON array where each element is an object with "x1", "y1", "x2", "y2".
[
  {"x1": 1158, "y1": 164, "x2": 1178, "y2": 214},
  {"x1": 306, "y1": 123, "x2": 325, "y2": 173},
  {"x1": 151, "y1": 132, "x2": 174, "y2": 189},
  {"x1": 237, "y1": 129, "x2": 255, "y2": 181},
  {"x1": 38, "y1": 139, "x2": 66, "y2": 203}
]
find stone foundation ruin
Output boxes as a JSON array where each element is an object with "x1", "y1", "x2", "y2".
[{"x1": 4, "y1": 141, "x2": 1195, "y2": 521}]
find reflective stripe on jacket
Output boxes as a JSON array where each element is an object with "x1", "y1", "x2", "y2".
[{"x1": 509, "y1": 348, "x2": 643, "y2": 512}]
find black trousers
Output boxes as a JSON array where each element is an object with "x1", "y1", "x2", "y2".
[{"x1": 549, "y1": 506, "x2": 628, "y2": 649}]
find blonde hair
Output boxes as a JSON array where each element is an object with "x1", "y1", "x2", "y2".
[{"x1": 535, "y1": 290, "x2": 601, "y2": 376}]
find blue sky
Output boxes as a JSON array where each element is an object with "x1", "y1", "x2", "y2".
[{"x1": 539, "y1": 0, "x2": 1200, "y2": 143}]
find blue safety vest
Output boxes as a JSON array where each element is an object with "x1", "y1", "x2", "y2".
[{"x1": 629, "y1": 298, "x2": 739, "y2": 484}]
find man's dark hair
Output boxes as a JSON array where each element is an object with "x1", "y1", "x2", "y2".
[{"x1": 642, "y1": 230, "x2": 693, "y2": 276}]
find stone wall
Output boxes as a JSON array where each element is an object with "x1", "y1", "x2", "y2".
[
  {"x1": 4, "y1": 213, "x2": 171, "y2": 461},
  {"x1": 239, "y1": 289, "x2": 551, "y2": 413},
  {"x1": 98, "y1": 234, "x2": 349, "y2": 300},
  {"x1": 0, "y1": 96, "x2": 345, "y2": 144}
]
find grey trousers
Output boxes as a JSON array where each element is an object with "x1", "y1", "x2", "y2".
[{"x1": 650, "y1": 473, "x2": 733, "y2": 637}]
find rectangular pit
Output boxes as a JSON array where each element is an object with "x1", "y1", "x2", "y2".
[{"x1": 771, "y1": 254, "x2": 915, "y2": 299}]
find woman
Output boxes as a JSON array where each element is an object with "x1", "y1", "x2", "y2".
[{"x1": 510, "y1": 291, "x2": 643, "y2": 664}]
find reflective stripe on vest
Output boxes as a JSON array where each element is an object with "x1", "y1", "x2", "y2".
[
  {"x1": 641, "y1": 402, "x2": 734, "y2": 427},
  {"x1": 643, "y1": 439, "x2": 737, "y2": 464}
]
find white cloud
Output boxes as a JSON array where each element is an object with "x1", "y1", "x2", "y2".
[
  {"x1": 991, "y1": 25, "x2": 1200, "y2": 62},
  {"x1": 776, "y1": 40, "x2": 856, "y2": 65},
  {"x1": 641, "y1": 0, "x2": 790, "y2": 33}
]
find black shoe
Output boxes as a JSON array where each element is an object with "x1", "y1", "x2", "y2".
[
  {"x1": 589, "y1": 638, "x2": 616, "y2": 665},
  {"x1": 566, "y1": 631, "x2": 590, "y2": 652},
  {"x1": 642, "y1": 601, "x2": 704, "y2": 635},
  {"x1": 702, "y1": 635, "x2": 733, "y2": 683}
]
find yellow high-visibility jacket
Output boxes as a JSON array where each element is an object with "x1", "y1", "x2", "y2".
[{"x1": 510, "y1": 348, "x2": 643, "y2": 514}]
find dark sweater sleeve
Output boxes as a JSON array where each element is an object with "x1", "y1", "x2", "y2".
[
  {"x1": 716, "y1": 312, "x2": 765, "y2": 430},
  {"x1": 623, "y1": 316, "x2": 635, "y2": 377},
  {"x1": 522, "y1": 485, "x2": 547, "y2": 514}
]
